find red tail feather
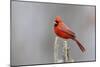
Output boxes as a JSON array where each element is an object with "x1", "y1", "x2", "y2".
[{"x1": 73, "y1": 38, "x2": 85, "y2": 52}]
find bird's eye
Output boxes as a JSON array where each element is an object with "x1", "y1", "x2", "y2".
[{"x1": 55, "y1": 20, "x2": 58, "y2": 22}]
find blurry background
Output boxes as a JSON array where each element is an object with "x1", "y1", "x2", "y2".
[{"x1": 11, "y1": 0, "x2": 95, "y2": 66}]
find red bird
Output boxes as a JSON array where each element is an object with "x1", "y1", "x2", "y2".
[{"x1": 54, "y1": 16, "x2": 85, "y2": 52}]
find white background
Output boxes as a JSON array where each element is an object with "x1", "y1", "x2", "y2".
[{"x1": 0, "y1": 0, "x2": 98, "y2": 67}]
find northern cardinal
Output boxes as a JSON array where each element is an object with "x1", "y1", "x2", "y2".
[{"x1": 54, "y1": 16, "x2": 85, "y2": 52}]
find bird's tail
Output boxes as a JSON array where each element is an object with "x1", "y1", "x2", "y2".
[{"x1": 73, "y1": 38, "x2": 85, "y2": 52}]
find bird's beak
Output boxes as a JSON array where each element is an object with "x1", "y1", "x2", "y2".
[{"x1": 53, "y1": 22, "x2": 57, "y2": 24}]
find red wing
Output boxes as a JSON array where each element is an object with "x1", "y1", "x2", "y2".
[{"x1": 59, "y1": 23, "x2": 75, "y2": 36}]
